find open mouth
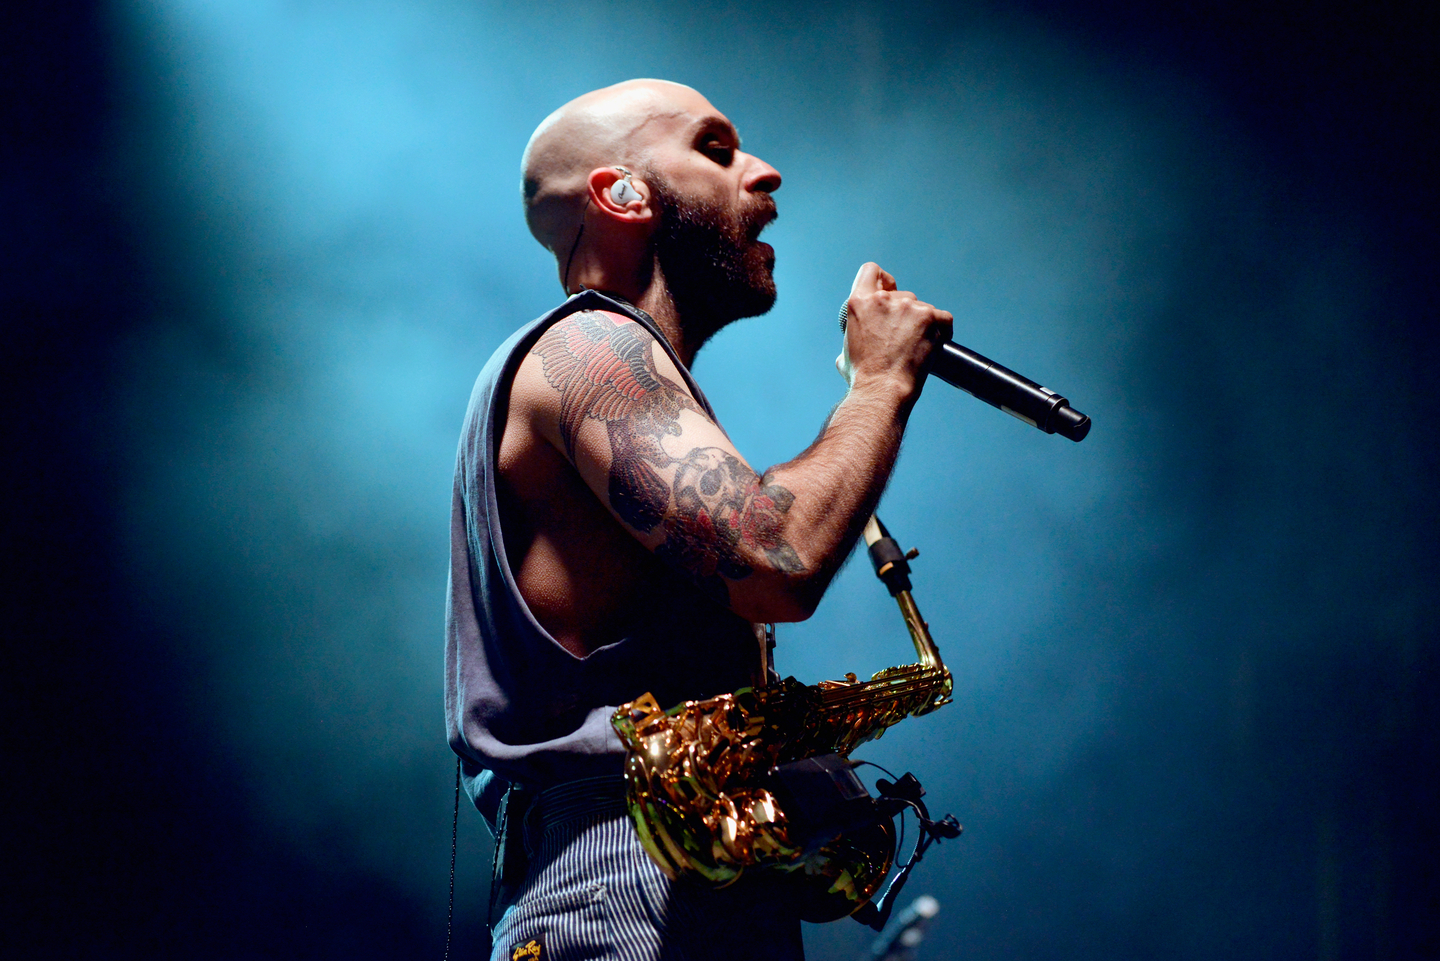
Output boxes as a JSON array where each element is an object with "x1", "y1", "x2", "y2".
[{"x1": 746, "y1": 204, "x2": 777, "y2": 242}]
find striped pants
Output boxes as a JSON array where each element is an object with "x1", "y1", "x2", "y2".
[{"x1": 490, "y1": 778, "x2": 805, "y2": 961}]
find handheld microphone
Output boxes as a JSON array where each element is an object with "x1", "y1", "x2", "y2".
[
  {"x1": 869, "y1": 894, "x2": 940, "y2": 960},
  {"x1": 839, "y1": 303, "x2": 1092, "y2": 443}
]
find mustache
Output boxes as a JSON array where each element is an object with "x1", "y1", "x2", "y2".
[{"x1": 744, "y1": 197, "x2": 777, "y2": 239}]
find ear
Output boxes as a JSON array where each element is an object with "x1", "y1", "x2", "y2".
[{"x1": 588, "y1": 167, "x2": 653, "y2": 223}]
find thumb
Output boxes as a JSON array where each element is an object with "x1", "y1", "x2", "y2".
[{"x1": 850, "y1": 262, "x2": 880, "y2": 296}]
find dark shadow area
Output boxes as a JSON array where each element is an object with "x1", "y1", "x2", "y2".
[{"x1": 2, "y1": 4, "x2": 484, "y2": 957}]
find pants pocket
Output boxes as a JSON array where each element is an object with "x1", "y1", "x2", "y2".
[{"x1": 492, "y1": 883, "x2": 617, "y2": 961}]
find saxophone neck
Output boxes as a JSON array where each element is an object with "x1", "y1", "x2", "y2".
[
  {"x1": 863, "y1": 515, "x2": 946, "y2": 672},
  {"x1": 753, "y1": 621, "x2": 778, "y2": 689},
  {"x1": 894, "y1": 589, "x2": 943, "y2": 670}
]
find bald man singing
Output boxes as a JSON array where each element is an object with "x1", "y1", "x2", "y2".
[{"x1": 445, "y1": 80, "x2": 951, "y2": 958}]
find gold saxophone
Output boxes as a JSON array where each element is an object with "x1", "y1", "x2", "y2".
[{"x1": 611, "y1": 516, "x2": 953, "y2": 922}]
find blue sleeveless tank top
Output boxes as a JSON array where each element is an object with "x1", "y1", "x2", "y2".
[{"x1": 445, "y1": 290, "x2": 762, "y2": 823}]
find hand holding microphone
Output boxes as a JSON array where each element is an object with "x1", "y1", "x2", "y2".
[
  {"x1": 834, "y1": 263, "x2": 954, "y2": 398},
  {"x1": 837, "y1": 266, "x2": 1091, "y2": 442}
]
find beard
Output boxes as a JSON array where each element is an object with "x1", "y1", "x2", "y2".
[{"x1": 645, "y1": 174, "x2": 777, "y2": 341}]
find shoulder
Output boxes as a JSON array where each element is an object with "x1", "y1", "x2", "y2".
[
  {"x1": 528, "y1": 309, "x2": 663, "y2": 377},
  {"x1": 518, "y1": 309, "x2": 695, "y2": 411},
  {"x1": 510, "y1": 308, "x2": 706, "y2": 465}
]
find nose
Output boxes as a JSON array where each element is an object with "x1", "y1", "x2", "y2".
[{"x1": 743, "y1": 153, "x2": 782, "y2": 194}]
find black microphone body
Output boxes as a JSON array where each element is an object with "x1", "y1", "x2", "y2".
[
  {"x1": 931, "y1": 340, "x2": 1091, "y2": 442},
  {"x1": 838, "y1": 301, "x2": 1091, "y2": 442}
]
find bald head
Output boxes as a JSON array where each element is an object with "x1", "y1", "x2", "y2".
[{"x1": 521, "y1": 79, "x2": 712, "y2": 258}]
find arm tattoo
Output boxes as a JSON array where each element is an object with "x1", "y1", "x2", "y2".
[{"x1": 531, "y1": 311, "x2": 806, "y2": 603}]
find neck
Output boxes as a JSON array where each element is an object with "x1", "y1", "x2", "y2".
[
  {"x1": 573, "y1": 260, "x2": 720, "y2": 370},
  {"x1": 632, "y1": 283, "x2": 704, "y2": 370}
]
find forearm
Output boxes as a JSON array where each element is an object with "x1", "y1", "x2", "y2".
[
  {"x1": 727, "y1": 261, "x2": 953, "y2": 619},
  {"x1": 732, "y1": 377, "x2": 913, "y2": 622}
]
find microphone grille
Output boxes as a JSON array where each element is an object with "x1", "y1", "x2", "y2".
[{"x1": 838, "y1": 301, "x2": 849, "y2": 333}]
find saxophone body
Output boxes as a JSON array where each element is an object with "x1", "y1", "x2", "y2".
[{"x1": 612, "y1": 518, "x2": 953, "y2": 922}]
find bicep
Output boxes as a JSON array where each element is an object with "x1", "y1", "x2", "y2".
[{"x1": 517, "y1": 312, "x2": 805, "y2": 608}]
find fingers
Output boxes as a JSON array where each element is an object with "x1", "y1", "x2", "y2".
[
  {"x1": 850, "y1": 262, "x2": 880, "y2": 296},
  {"x1": 848, "y1": 262, "x2": 949, "y2": 337},
  {"x1": 850, "y1": 262, "x2": 899, "y2": 294},
  {"x1": 839, "y1": 265, "x2": 954, "y2": 398}
]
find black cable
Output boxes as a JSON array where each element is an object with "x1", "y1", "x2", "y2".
[
  {"x1": 443, "y1": 755, "x2": 460, "y2": 961},
  {"x1": 854, "y1": 779, "x2": 962, "y2": 932},
  {"x1": 561, "y1": 196, "x2": 592, "y2": 293},
  {"x1": 850, "y1": 759, "x2": 900, "y2": 781}
]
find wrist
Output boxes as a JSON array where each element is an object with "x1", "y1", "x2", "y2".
[{"x1": 846, "y1": 368, "x2": 919, "y2": 408}]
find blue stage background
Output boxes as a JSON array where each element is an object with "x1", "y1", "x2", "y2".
[{"x1": 6, "y1": 2, "x2": 1435, "y2": 958}]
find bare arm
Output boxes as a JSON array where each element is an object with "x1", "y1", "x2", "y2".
[{"x1": 511, "y1": 263, "x2": 950, "y2": 622}]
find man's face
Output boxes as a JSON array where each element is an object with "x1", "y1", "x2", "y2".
[
  {"x1": 646, "y1": 171, "x2": 777, "y2": 331},
  {"x1": 630, "y1": 86, "x2": 782, "y2": 333}
]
